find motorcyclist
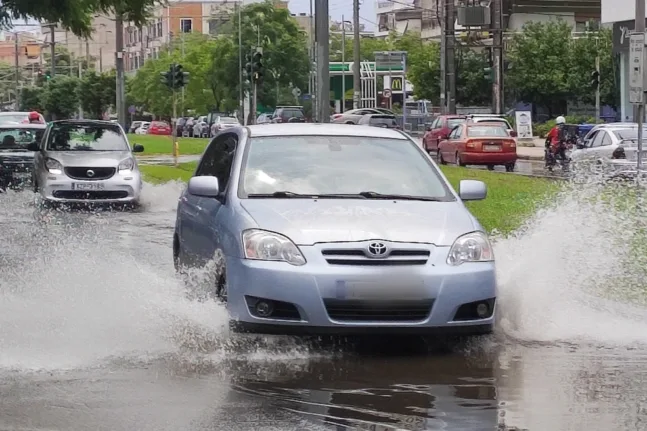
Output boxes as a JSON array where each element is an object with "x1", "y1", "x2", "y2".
[
  {"x1": 28, "y1": 111, "x2": 43, "y2": 124},
  {"x1": 545, "y1": 116, "x2": 568, "y2": 165}
]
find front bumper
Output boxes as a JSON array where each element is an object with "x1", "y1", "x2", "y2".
[
  {"x1": 225, "y1": 244, "x2": 497, "y2": 336},
  {"x1": 40, "y1": 170, "x2": 142, "y2": 203}
]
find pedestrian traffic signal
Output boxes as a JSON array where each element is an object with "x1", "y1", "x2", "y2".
[
  {"x1": 252, "y1": 51, "x2": 263, "y2": 81},
  {"x1": 483, "y1": 66, "x2": 493, "y2": 82},
  {"x1": 590, "y1": 70, "x2": 600, "y2": 89}
]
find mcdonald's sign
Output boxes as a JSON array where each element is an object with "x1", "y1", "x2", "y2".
[{"x1": 391, "y1": 77, "x2": 403, "y2": 92}]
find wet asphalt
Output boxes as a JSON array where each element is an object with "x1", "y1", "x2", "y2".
[{"x1": 0, "y1": 164, "x2": 644, "y2": 430}]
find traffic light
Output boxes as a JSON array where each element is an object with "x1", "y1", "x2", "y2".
[
  {"x1": 160, "y1": 69, "x2": 173, "y2": 88},
  {"x1": 170, "y1": 63, "x2": 189, "y2": 89},
  {"x1": 590, "y1": 70, "x2": 600, "y2": 89},
  {"x1": 483, "y1": 66, "x2": 493, "y2": 82},
  {"x1": 45, "y1": 71, "x2": 51, "y2": 81},
  {"x1": 245, "y1": 53, "x2": 252, "y2": 82},
  {"x1": 252, "y1": 51, "x2": 263, "y2": 81}
]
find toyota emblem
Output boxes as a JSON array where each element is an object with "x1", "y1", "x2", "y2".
[
  {"x1": 86, "y1": 169, "x2": 95, "y2": 177},
  {"x1": 366, "y1": 241, "x2": 388, "y2": 258}
]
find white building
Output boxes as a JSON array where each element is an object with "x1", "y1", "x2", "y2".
[{"x1": 602, "y1": 0, "x2": 642, "y2": 121}]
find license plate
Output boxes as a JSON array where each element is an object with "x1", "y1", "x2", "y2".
[
  {"x1": 337, "y1": 279, "x2": 426, "y2": 300},
  {"x1": 73, "y1": 183, "x2": 104, "y2": 191},
  {"x1": 483, "y1": 144, "x2": 501, "y2": 151}
]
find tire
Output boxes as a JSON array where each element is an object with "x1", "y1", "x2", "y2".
[
  {"x1": 173, "y1": 235, "x2": 182, "y2": 273},
  {"x1": 215, "y1": 271, "x2": 227, "y2": 304},
  {"x1": 438, "y1": 151, "x2": 447, "y2": 165},
  {"x1": 487, "y1": 165, "x2": 495, "y2": 171},
  {"x1": 455, "y1": 153, "x2": 465, "y2": 167},
  {"x1": 505, "y1": 163, "x2": 515, "y2": 172},
  {"x1": 345, "y1": 121, "x2": 354, "y2": 125}
]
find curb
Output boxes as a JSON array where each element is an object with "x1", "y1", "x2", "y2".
[{"x1": 517, "y1": 154, "x2": 544, "y2": 161}]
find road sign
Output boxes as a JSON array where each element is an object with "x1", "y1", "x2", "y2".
[
  {"x1": 292, "y1": 87, "x2": 301, "y2": 97},
  {"x1": 128, "y1": 105, "x2": 136, "y2": 114},
  {"x1": 629, "y1": 32, "x2": 645, "y2": 104},
  {"x1": 383, "y1": 88, "x2": 392, "y2": 98},
  {"x1": 374, "y1": 51, "x2": 407, "y2": 70}
]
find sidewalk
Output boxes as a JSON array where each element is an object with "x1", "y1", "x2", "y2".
[{"x1": 517, "y1": 146, "x2": 544, "y2": 161}]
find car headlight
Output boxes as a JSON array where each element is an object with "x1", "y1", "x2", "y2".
[
  {"x1": 242, "y1": 229, "x2": 306, "y2": 266},
  {"x1": 447, "y1": 231, "x2": 494, "y2": 266},
  {"x1": 118, "y1": 158, "x2": 134, "y2": 172},
  {"x1": 45, "y1": 157, "x2": 62, "y2": 175}
]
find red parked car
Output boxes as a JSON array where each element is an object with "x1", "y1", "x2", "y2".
[
  {"x1": 422, "y1": 115, "x2": 466, "y2": 155},
  {"x1": 437, "y1": 122, "x2": 518, "y2": 172},
  {"x1": 148, "y1": 121, "x2": 172, "y2": 135}
]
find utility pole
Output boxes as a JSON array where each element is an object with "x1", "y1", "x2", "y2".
[
  {"x1": 492, "y1": 0, "x2": 503, "y2": 114},
  {"x1": 315, "y1": 0, "x2": 330, "y2": 122},
  {"x1": 238, "y1": 2, "x2": 244, "y2": 124},
  {"x1": 14, "y1": 32, "x2": 20, "y2": 109},
  {"x1": 50, "y1": 25, "x2": 56, "y2": 78},
  {"x1": 634, "y1": 0, "x2": 645, "y2": 173},
  {"x1": 308, "y1": 0, "x2": 314, "y2": 105},
  {"x1": 86, "y1": 39, "x2": 90, "y2": 69},
  {"x1": 352, "y1": 0, "x2": 361, "y2": 109},
  {"x1": 595, "y1": 55, "x2": 601, "y2": 122},
  {"x1": 78, "y1": 60, "x2": 83, "y2": 118},
  {"x1": 446, "y1": 0, "x2": 456, "y2": 114},
  {"x1": 341, "y1": 15, "x2": 346, "y2": 113},
  {"x1": 439, "y1": 0, "x2": 446, "y2": 113},
  {"x1": 115, "y1": 14, "x2": 127, "y2": 130}
]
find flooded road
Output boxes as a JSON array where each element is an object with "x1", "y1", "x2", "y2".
[{"x1": 2, "y1": 181, "x2": 647, "y2": 430}]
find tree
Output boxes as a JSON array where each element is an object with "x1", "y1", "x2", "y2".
[
  {"x1": 42, "y1": 45, "x2": 93, "y2": 78},
  {"x1": 77, "y1": 70, "x2": 116, "y2": 118},
  {"x1": 569, "y1": 28, "x2": 618, "y2": 108},
  {"x1": 455, "y1": 47, "x2": 491, "y2": 106},
  {"x1": 231, "y1": 1, "x2": 310, "y2": 116},
  {"x1": 406, "y1": 41, "x2": 440, "y2": 104},
  {"x1": 0, "y1": 0, "x2": 156, "y2": 37},
  {"x1": 19, "y1": 87, "x2": 44, "y2": 112},
  {"x1": 41, "y1": 76, "x2": 79, "y2": 119},
  {"x1": 506, "y1": 20, "x2": 573, "y2": 116}
]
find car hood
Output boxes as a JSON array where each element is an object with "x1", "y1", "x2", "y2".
[
  {"x1": 0, "y1": 150, "x2": 34, "y2": 162},
  {"x1": 47, "y1": 151, "x2": 132, "y2": 167},
  {"x1": 240, "y1": 199, "x2": 476, "y2": 246}
]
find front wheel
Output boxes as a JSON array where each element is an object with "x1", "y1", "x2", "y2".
[
  {"x1": 505, "y1": 163, "x2": 515, "y2": 172},
  {"x1": 455, "y1": 153, "x2": 466, "y2": 167},
  {"x1": 438, "y1": 150, "x2": 447, "y2": 165}
]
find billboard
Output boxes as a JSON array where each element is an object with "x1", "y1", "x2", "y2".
[{"x1": 602, "y1": 0, "x2": 647, "y2": 23}]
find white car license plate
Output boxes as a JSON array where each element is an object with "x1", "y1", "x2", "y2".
[
  {"x1": 483, "y1": 144, "x2": 500, "y2": 151},
  {"x1": 73, "y1": 183, "x2": 104, "y2": 191},
  {"x1": 340, "y1": 279, "x2": 426, "y2": 300}
]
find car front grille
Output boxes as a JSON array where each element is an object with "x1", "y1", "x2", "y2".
[
  {"x1": 64, "y1": 167, "x2": 116, "y2": 180},
  {"x1": 52, "y1": 190, "x2": 128, "y2": 200},
  {"x1": 321, "y1": 248, "x2": 430, "y2": 266},
  {"x1": 324, "y1": 299, "x2": 433, "y2": 322}
]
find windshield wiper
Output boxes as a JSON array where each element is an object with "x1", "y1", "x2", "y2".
[
  {"x1": 357, "y1": 191, "x2": 447, "y2": 201},
  {"x1": 247, "y1": 191, "x2": 367, "y2": 199}
]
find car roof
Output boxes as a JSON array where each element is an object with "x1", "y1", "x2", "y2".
[
  {"x1": 246, "y1": 123, "x2": 408, "y2": 139},
  {"x1": 467, "y1": 121, "x2": 508, "y2": 126},
  {"x1": 50, "y1": 119, "x2": 119, "y2": 126},
  {"x1": 0, "y1": 122, "x2": 46, "y2": 129},
  {"x1": 471, "y1": 117, "x2": 509, "y2": 121}
]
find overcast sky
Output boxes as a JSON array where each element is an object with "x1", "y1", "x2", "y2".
[{"x1": 288, "y1": 0, "x2": 376, "y2": 29}]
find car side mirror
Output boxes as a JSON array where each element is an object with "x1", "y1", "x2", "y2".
[
  {"x1": 188, "y1": 176, "x2": 220, "y2": 197},
  {"x1": 426, "y1": 126, "x2": 432, "y2": 132},
  {"x1": 132, "y1": 144, "x2": 144, "y2": 153},
  {"x1": 27, "y1": 142, "x2": 39, "y2": 151},
  {"x1": 509, "y1": 130, "x2": 517, "y2": 137},
  {"x1": 458, "y1": 179, "x2": 487, "y2": 201}
]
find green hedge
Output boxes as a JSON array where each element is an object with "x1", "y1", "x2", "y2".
[{"x1": 534, "y1": 116, "x2": 601, "y2": 138}]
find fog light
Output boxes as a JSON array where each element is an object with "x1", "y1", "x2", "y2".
[
  {"x1": 255, "y1": 301, "x2": 273, "y2": 317},
  {"x1": 476, "y1": 303, "x2": 489, "y2": 318}
]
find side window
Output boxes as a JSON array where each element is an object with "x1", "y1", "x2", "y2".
[
  {"x1": 584, "y1": 131, "x2": 597, "y2": 148},
  {"x1": 449, "y1": 126, "x2": 460, "y2": 139},
  {"x1": 430, "y1": 118, "x2": 440, "y2": 129},
  {"x1": 195, "y1": 133, "x2": 239, "y2": 193},
  {"x1": 601, "y1": 132, "x2": 613, "y2": 146},
  {"x1": 590, "y1": 131, "x2": 605, "y2": 148}
]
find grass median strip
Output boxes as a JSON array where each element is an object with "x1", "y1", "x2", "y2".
[
  {"x1": 139, "y1": 162, "x2": 560, "y2": 235},
  {"x1": 128, "y1": 134, "x2": 209, "y2": 155}
]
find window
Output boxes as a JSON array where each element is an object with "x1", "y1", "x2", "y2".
[
  {"x1": 196, "y1": 133, "x2": 238, "y2": 193},
  {"x1": 430, "y1": 118, "x2": 440, "y2": 129},
  {"x1": 157, "y1": 19, "x2": 163, "y2": 37},
  {"x1": 239, "y1": 135, "x2": 453, "y2": 200},
  {"x1": 0, "y1": 127, "x2": 43, "y2": 150},
  {"x1": 447, "y1": 118, "x2": 466, "y2": 129},
  {"x1": 601, "y1": 132, "x2": 612, "y2": 146},
  {"x1": 449, "y1": 126, "x2": 462, "y2": 139},
  {"x1": 590, "y1": 131, "x2": 605, "y2": 148},
  {"x1": 46, "y1": 123, "x2": 129, "y2": 152},
  {"x1": 180, "y1": 18, "x2": 192, "y2": 33},
  {"x1": 467, "y1": 126, "x2": 509, "y2": 137},
  {"x1": 208, "y1": 19, "x2": 219, "y2": 35}
]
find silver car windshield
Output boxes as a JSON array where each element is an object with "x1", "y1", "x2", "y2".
[
  {"x1": 0, "y1": 127, "x2": 43, "y2": 150},
  {"x1": 46, "y1": 123, "x2": 129, "y2": 151},
  {"x1": 240, "y1": 135, "x2": 453, "y2": 199}
]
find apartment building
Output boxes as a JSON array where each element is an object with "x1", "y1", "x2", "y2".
[
  {"x1": 0, "y1": 31, "x2": 43, "y2": 69},
  {"x1": 376, "y1": 0, "x2": 601, "y2": 40}
]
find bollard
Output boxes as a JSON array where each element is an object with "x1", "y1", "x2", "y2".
[{"x1": 172, "y1": 140, "x2": 179, "y2": 166}]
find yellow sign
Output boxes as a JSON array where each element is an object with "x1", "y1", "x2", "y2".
[{"x1": 391, "y1": 77, "x2": 403, "y2": 91}]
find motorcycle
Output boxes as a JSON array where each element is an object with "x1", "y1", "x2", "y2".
[{"x1": 544, "y1": 137, "x2": 576, "y2": 172}]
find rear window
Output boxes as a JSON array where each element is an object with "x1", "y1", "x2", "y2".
[
  {"x1": 447, "y1": 118, "x2": 466, "y2": 129},
  {"x1": 151, "y1": 121, "x2": 168, "y2": 127},
  {"x1": 369, "y1": 116, "x2": 398, "y2": 127},
  {"x1": 467, "y1": 125, "x2": 509, "y2": 137},
  {"x1": 279, "y1": 109, "x2": 304, "y2": 118},
  {"x1": 221, "y1": 117, "x2": 238, "y2": 124},
  {"x1": 612, "y1": 128, "x2": 647, "y2": 141},
  {"x1": 475, "y1": 118, "x2": 510, "y2": 128}
]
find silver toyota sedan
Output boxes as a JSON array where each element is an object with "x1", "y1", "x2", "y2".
[
  {"x1": 173, "y1": 123, "x2": 496, "y2": 337},
  {"x1": 29, "y1": 120, "x2": 144, "y2": 206}
]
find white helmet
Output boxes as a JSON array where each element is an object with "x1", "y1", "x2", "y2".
[{"x1": 555, "y1": 116, "x2": 565, "y2": 124}]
